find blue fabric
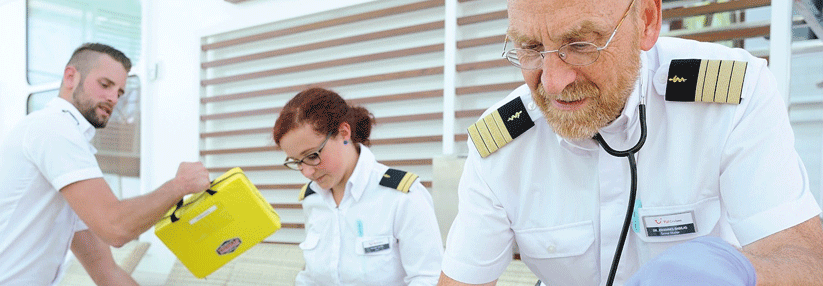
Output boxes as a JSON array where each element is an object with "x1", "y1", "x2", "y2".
[{"x1": 626, "y1": 236, "x2": 756, "y2": 286}]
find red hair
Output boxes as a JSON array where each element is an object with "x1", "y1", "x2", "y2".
[{"x1": 273, "y1": 87, "x2": 375, "y2": 147}]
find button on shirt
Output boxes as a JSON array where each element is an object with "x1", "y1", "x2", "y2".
[
  {"x1": 0, "y1": 98, "x2": 102, "y2": 285},
  {"x1": 441, "y1": 37, "x2": 822, "y2": 285},
  {"x1": 294, "y1": 145, "x2": 443, "y2": 286}
]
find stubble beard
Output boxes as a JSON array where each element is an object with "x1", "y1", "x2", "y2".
[
  {"x1": 72, "y1": 76, "x2": 110, "y2": 129},
  {"x1": 532, "y1": 52, "x2": 641, "y2": 140}
]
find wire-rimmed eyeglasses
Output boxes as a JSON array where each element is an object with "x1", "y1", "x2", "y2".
[
  {"x1": 502, "y1": 0, "x2": 636, "y2": 69},
  {"x1": 283, "y1": 132, "x2": 333, "y2": 171}
]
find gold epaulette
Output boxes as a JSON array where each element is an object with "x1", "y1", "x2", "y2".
[
  {"x1": 379, "y1": 168, "x2": 418, "y2": 193},
  {"x1": 468, "y1": 96, "x2": 535, "y2": 158},
  {"x1": 665, "y1": 59, "x2": 747, "y2": 104},
  {"x1": 298, "y1": 183, "x2": 315, "y2": 201}
]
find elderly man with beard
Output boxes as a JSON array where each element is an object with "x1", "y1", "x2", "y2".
[
  {"x1": 0, "y1": 43, "x2": 210, "y2": 285},
  {"x1": 438, "y1": 0, "x2": 823, "y2": 285}
]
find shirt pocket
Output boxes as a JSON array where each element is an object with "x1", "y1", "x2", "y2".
[
  {"x1": 634, "y1": 196, "x2": 721, "y2": 262},
  {"x1": 353, "y1": 235, "x2": 400, "y2": 282},
  {"x1": 299, "y1": 232, "x2": 322, "y2": 273},
  {"x1": 514, "y1": 220, "x2": 598, "y2": 286}
]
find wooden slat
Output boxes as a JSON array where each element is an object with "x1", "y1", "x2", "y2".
[
  {"x1": 662, "y1": 0, "x2": 771, "y2": 20},
  {"x1": 271, "y1": 203, "x2": 302, "y2": 209},
  {"x1": 457, "y1": 34, "x2": 504, "y2": 49},
  {"x1": 203, "y1": 0, "x2": 445, "y2": 51},
  {"x1": 457, "y1": 10, "x2": 507, "y2": 26},
  {"x1": 199, "y1": 108, "x2": 472, "y2": 139},
  {"x1": 202, "y1": 21, "x2": 445, "y2": 68},
  {"x1": 201, "y1": 67, "x2": 444, "y2": 103},
  {"x1": 201, "y1": 90, "x2": 443, "y2": 122},
  {"x1": 456, "y1": 82, "x2": 523, "y2": 95},
  {"x1": 201, "y1": 107, "x2": 279, "y2": 121},
  {"x1": 200, "y1": 127, "x2": 270, "y2": 138},
  {"x1": 281, "y1": 223, "x2": 305, "y2": 229},
  {"x1": 456, "y1": 58, "x2": 509, "y2": 72},
  {"x1": 201, "y1": 146, "x2": 276, "y2": 155},
  {"x1": 348, "y1": 89, "x2": 442, "y2": 105},
  {"x1": 259, "y1": 184, "x2": 305, "y2": 190},
  {"x1": 664, "y1": 21, "x2": 770, "y2": 42},
  {"x1": 456, "y1": 109, "x2": 485, "y2": 118},
  {"x1": 201, "y1": 134, "x2": 470, "y2": 156},
  {"x1": 202, "y1": 44, "x2": 443, "y2": 86},
  {"x1": 207, "y1": 159, "x2": 433, "y2": 173}
]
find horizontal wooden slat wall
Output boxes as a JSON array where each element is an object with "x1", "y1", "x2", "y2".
[
  {"x1": 200, "y1": 0, "x2": 447, "y2": 243},
  {"x1": 201, "y1": 0, "x2": 786, "y2": 243}
]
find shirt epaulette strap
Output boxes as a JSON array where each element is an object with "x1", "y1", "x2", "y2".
[
  {"x1": 665, "y1": 59, "x2": 747, "y2": 104},
  {"x1": 379, "y1": 168, "x2": 418, "y2": 193},
  {"x1": 468, "y1": 96, "x2": 535, "y2": 158},
  {"x1": 298, "y1": 183, "x2": 315, "y2": 201}
]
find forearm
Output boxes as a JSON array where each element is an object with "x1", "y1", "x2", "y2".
[
  {"x1": 745, "y1": 245, "x2": 823, "y2": 285},
  {"x1": 86, "y1": 265, "x2": 139, "y2": 286},
  {"x1": 438, "y1": 272, "x2": 496, "y2": 286},
  {"x1": 742, "y1": 216, "x2": 823, "y2": 285},
  {"x1": 72, "y1": 230, "x2": 139, "y2": 286},
  {"x1": 107, "y1": 179, "x2": 186, "y2": 245}
]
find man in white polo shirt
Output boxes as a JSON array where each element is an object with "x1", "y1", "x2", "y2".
[{"x1": 0, "y1": 43, "x2": 210, "y2": 285}]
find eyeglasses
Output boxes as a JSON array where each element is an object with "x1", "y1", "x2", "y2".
[
  {"x1": 283, "y1": 132, "x2": 333, "y2": 171},
  {"x1": 502, "y1": 0, "x2": 636, "y2": 69}
]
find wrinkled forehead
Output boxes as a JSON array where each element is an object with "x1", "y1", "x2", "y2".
[{"x1": 507, "y1": 0, "x2": 618, "y2": 41}]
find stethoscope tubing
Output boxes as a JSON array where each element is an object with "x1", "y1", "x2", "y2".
[{"x1": 594, "y1": 103, "x2": 647, "y2": 286}]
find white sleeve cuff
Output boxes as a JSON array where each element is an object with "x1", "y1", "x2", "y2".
[
  {"x1": 731, "y1": 190, "x2": 821, "y2": 245},
  {"x1": 52, "y1": 167, "x2": 103, "y2": 191},
  {"x1": 441, "y1": 251, "x2": 511, "y2": 285}
]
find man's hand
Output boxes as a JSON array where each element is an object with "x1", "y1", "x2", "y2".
[
  {"x1": 626, "y1": 236, "x2": 756, "y2": 286},
  {"x1": 172, "y1": 162, "x2": 210, "y2": 196}
]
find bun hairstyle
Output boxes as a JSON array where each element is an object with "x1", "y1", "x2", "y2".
[{"x1": 273, "y1": 87, "x2": 375, "y2": 148}]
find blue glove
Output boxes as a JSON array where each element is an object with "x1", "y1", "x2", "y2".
[{"x1": 625, "y1": 236, "x2": 756, "y2": 286}]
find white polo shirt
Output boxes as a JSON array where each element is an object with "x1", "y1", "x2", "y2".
[
  {"x1": 0, "y1": 98, "x2": 102, "y2": 285},
  {"x1": 442, "y1": 37, "x2": 821, "y2": 285},
  {"x1": 295, "y1": 145, "x2": 443, "y2": 286}
]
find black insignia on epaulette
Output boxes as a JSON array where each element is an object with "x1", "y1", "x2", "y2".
[
  {"x1": 468, "y1": 96, "x2": 535, "y2": 158},
  {"x1": 298, "y1": 182, "x2": 315, "y2": 201},
  {"x1": 379, "y1": 168, "x2": 418, "y2": 193},
  {"x1": 665, "y1": 59, "x2": 747, "y2": 104}
]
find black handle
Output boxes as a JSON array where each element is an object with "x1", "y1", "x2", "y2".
[{"x1": 170, "y1": 188, "x2": 216, "y2": 223}]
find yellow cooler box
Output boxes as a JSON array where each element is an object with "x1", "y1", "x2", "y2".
[{"x1": 155, "y1": 167, "x2": 281, "y2": 278}]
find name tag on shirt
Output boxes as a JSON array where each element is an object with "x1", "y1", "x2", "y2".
[
  {"x1": 362, "y1": 237, "x2": 390, "y2": 253},
  {"x1": 642, "y1": 211, "x2": 697, "y2": 237}
]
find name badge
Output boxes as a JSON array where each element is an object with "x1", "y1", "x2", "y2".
[
  {"x1": 362, "y1": 237, "x2": 390, "y2": 253},
  {"x1": 642, "y1": 211, "x2": 697, "y2": 237}
]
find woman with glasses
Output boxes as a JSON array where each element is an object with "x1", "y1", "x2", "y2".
[{"x1": 272, "y1": 87, "x2": 443, "y2": 286}]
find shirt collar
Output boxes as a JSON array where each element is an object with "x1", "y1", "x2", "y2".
[
  {"x1": 557, "y1": 51, "x2": 650, "y2": 154},
  {"x1": 346, "y1": 144, "x2": 375, "y2": 202},
  {"x1": 47, "y1": 97, "x2": 96, "y2": 141}
]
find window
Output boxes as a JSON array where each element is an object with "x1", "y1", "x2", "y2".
[{"x1": 27, "y1": 0, "x2": 142, "y2": 198}]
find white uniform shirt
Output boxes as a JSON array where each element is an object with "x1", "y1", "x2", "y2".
[
  {"x1": 294, "y1": 145, "x2": 443, "y2": 286},
  {"x1": 442, "y1": 37, "x2": 822, "y2": 286},
  {"x1": 0, "y1": 98, "x2": 101, "y2": 285}
]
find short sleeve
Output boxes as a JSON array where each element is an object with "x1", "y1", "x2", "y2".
[
  {"x1": 719, "y1": 63, "x2": 821, "y2": 245},
  {"x1": 394, "y1": 181, "x2": 443, "y2": 286},
  {"x1": 21, "y1": 118, "x2": 102, "y2": 191},
  {"x1": 441, "y1": 151, "x2": 515, "y2": 284}
]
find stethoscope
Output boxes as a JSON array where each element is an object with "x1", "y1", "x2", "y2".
[{"x1": 593, "y1": 86, "x2": 648, "y2": 286}]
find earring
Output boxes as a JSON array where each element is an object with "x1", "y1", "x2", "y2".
[{"x1": 344, "y1": 140, "x2": 348, "y2": 145}]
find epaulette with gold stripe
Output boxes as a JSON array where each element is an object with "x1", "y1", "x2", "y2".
[
  {"x1": 665, "y1": 59, "x2": 747, "y2": 104},
  {"x1": 379, "y1": 168, "x2": 418, "y2": 193},
  {"x1": 468, "y1": 96, "x2": 535, "y2": 158},
  {"x1": 298, "y1": 183, "x2": 315, "y2": 201}
]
